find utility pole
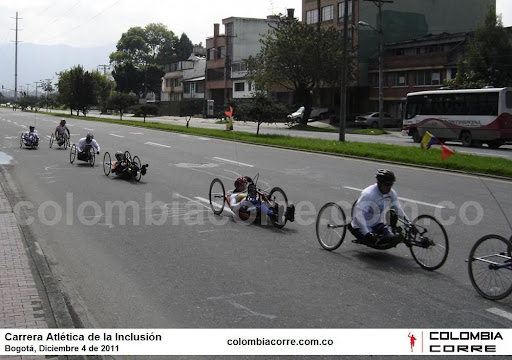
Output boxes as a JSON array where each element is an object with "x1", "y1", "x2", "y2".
[
  {"x1": 11, "y1": 12, "x2": 22, "y2": 103},
  {"x1": 34, "y1": 81, "x2": 41, "y2": 99},
  {"x1": 98, "y1": 64, "x2": 109, "y2": 76},
  {"x1": 222, "y1": 32, "x2": 237, "y2": 107},
  {"x1": 339, "y1": 0, "x2": 349, "y2": 142}
]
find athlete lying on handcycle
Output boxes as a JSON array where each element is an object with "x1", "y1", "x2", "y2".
[{"x1": 229, "y1": 176, "x2": 294, "y2": 224}]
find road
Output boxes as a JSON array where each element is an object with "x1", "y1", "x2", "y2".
[{"x1": 1, "y1": 108, "x2": 512, "y2": 358}]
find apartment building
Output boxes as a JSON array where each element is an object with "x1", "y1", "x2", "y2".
[{"x1": 302, "y1": 0, "x2": 494, "y2": 117}]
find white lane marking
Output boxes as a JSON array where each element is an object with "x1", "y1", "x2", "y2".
[
  {"x1": 175, "y1": 194, "x2": 210, "y2": 210},
  {"x1": 196, "y1": 137, "x2": 210, "y2": 141},
  {"x1": 486, "y1": 308, "x2": 512, "y2": 321},
  {"x1": 195, "y1": 196, "x2": 234, "y2": 215},
  {"x1": 213, "y1": 157, "x2": 253, "y2": 168},
  {"x1": 129, "y1": 132, "x2": 144, "y2": 135},
  {"x1": 180, "y1": 134, "x2": 190, "y2": 137},
  {"x1": 110, "y1": 134, "x2": 124, "y2": 138},
  {"x1": 344, "y1": 186, "x2": 446, "y2": 209},
  {"x1": 145, "y1": 142, "x2": 171, "y2": 148},
  {"x1": 84, "y1": 128, "x2": 94, "y2": 131}
]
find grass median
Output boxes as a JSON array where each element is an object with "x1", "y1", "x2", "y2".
[{"x1": 44, "y1": 112, "x2": 512, "y2": 179}]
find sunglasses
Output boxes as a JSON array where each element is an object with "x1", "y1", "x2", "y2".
[{"x1": 382, "y1": 182, "x2": 394, "y2": 187}]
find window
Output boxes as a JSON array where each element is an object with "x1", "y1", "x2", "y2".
[
  {"x1": 184, "y1": 83, "x2": 190, "y2": 94},
  {"x1": 195, "y1": 82, "x2": 205, "y2": 94},
  {"x1": 338, "y1": 0, "x2": 353, "y2": 20},
  {"x1": 248, "y1": 82, "x2": 252, "y2": 92},
  {"x1": 340, "y1": 28, "x2": 354, "y2": 49},
  {"x1": 165, "y1": 79, "x2": 172, "y2": 88},
  {"x1": 232, "y1": 62, "x2": 248, "y2": 72},
  {"x1": 392, "y1": 72, "x2": 407, "y2": 86},
  {"x1": 234, "y1": 82, "x2": 245, "y2": 92},
  {"x1": 306, "y1": 10, "x2": 318, "y2": 24},
  {"x1": 415, "y1": 70, "x2": 441, "y2": 86},
  {"x1": 393, "y1": 49, "x2": 405, "y2": 56},
  {"x1": 322, "y1": 5, "x2": 333, "y2": 21}
]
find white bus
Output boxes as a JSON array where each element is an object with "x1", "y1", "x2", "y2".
[{"x1": 402, "y1": 87, "x2": 512, "y2": 148}]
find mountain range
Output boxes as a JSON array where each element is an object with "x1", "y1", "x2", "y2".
[{"x1": 0, "y1": 42, "x2": 115, "y2": 96}]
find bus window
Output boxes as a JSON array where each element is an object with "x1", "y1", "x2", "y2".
[{"x1": 506, "y1": 91, "x2": 512, "y2": 109}]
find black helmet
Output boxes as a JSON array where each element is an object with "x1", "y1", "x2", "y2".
[
  {"x1": 115, "y1": 151, "x2": 124, "y2": 161},
  {"x1": 85, "y1": 132, "x2": 94, "y2": 142},
  {"x1": 376, "y1": 169, "x2": 396, "y2": 183},
  {"x1": 29, "y1": 125, "x2": 35, "y2": 131},
  {"x1": 60, "y1": 119, "x2": 66, "y2": 126}
]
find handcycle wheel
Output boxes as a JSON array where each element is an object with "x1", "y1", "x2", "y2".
[
  {"x1": 409, "y1": 214, "x2": 449, "y2": 271},
  {"x1": 209, "y1": 178, "x2": 226, "y2": 215},
  {"x1": 268, "y1": 187, "x2": 288, "y2": 228},
  {"x1": 70, "y1": 144, "x2": 77, "y2": 164},
  {"x1": 103, "y1": 152, "x2": 111, "y2": 176},
  {"x1": 49, "y1": 133, "x2": 54, "y2": 148},
  {"x1": 124, "y1": 151, "x2": 131, "y2": 161},
  {"x1": 89, "y1": 149, "x2": 95, "y2": 167},
  {"x1": 468, "y1": 234, "x2": 512, "y2": 300},
  {"x1": 20, "y1": 134, "x2": 23, "y2": 148},
  {"x1": 132, "y1": 156, "x2": 142, "y2": 182},
  {"x1": 316, "y1": 202, "x2": 347, "y2": 251}
]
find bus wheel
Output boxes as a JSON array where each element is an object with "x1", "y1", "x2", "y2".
[
  {"x1": 411, "y1": 129, "x2": 421, "y2": 143},
  {"x1": 461, "y1": 131, "x2": 473, "y2": 147},
  {"x1": 487, "y1": 140, "x2": 502, "y2": 149}
]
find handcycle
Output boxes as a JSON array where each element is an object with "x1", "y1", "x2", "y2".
[
  {"x1": 20, "y1": 132, "x2": 39, "y2": 149},
  {"x1": 315, "y1": 201, "x2": 449, "y2": 270},
  {"x1": 467, "y1": 234, "x2": 512, "y2": 300},
  {"x1": 208, "y1": 174, "x2": 294, "y2": 229},
  {"x1": 69, "y1": 144, "x2": 96, "y2": 166},
  {"x1": 49, "y1": 132, "x2": 70, "y2": 150},
  {"x1": 102, "y1": 150, "x2": 148, "y2": 182}
]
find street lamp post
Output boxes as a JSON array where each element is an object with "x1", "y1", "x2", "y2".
[{"x1": 360, "y1": 0, "x2": 393, "y2": 130}]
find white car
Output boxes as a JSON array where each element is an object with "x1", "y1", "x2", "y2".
[
  {"x1": 287, "y1": 106, "x2": 329, "y2": 122},
  {"x1": 354, "y1": 112, "x2": 401, "y2": 128}
]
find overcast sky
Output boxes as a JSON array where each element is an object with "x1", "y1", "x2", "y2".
[{"x1": 0, "y1": 0, "x2": 510, "y2": 48}]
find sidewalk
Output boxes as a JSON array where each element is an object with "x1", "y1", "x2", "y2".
[{"x1": 0, "y1": 174, "x2": 50, "y2": 359}]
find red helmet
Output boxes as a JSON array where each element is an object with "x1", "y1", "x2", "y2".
[{"x1": 234, "y1": 176, "x2": 248, "y2": 188}]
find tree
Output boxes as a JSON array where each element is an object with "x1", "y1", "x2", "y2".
[
  {"x1": 452, "y1": 5, "x2": 512, "y2": 88},
  {"x1": 57, "y1": 65, "x2": 96, "y2": 116},
  {"x1": 110, "y1": 23, "x2": 179, "y2": 98},
  {"x1": 176, "y1": 33, "x2": 194, "y2": 61},
  {"x1": 107, "y1": 92, "x2": 137, "y2": 120},
  {"x1": 91, "y1": 71, "x2": 114, "y2": 113},
  {"x1": 233, "y1": 91, "x2": 289, "y2": 135},
  {"x1": 131, "y1": 103, "x2": 159, "y2": 122},
  {"x1": 247, "y1": 16, "x2": 350, "y2": 125}
]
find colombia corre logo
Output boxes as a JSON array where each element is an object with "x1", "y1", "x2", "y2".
[{"x1": 408, "y1": 333, "x2": 417, "y2": 352}]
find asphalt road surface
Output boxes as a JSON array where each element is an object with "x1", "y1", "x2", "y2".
[{"x1": 1, "y1": 108, "x2": 511, "y2": 359}]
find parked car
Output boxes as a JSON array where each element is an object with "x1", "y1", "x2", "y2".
[
  {"x1": 287, "y1": 106, "x2": 330, "y2": 122},
  {"x1": 354, "y1": 112, "x2": 401, "y2": 128}
]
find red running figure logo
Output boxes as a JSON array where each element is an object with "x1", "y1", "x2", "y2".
[{"x1": 408, "y1": 333, "x2": 417, "y2": 352}]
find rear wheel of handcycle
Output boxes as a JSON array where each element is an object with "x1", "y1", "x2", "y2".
[
  {"x1": 132, "y1": 156, "x2": 142, "y2": 182},
  {"x1": 89, "y1": 150, "x2": 95, "y2": 167},
  {"x1": 316, "y1": 202, "x2": 347, "y2": 251},
  {"x1": 70, "y1": 144, "x2": 77, "y2": 164},
  {"x1": 268, "y1": 187, "x2": 288, "y2": 229},
  {"x1": 20, "y1": 134, "x2": 23, "y2": 148},
  {"x1": 103, "y1": 152, "x2": 111, "y2": 176},
  {"x1": 409, "y1": 214, "x2": 449, "y2": 270},
  {"x1": 468, "y1": 234, "x2": 512, "y2": 300},
  {"x1": 49, "y1": 133, "x2": 54, "y2": 148},
  {"x1": 208, "y1": 178, "x2": 226, "y2": 215}
]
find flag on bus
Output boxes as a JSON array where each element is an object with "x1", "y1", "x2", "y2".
[{"x1": 440, "y1": 144, "x2": 455, "y2": 161}]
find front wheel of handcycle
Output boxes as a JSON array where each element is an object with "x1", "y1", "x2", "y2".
[
  {"x1": 132, "y1": 156, "x2": 142, "y2": 182},
  {"x1": 268, "y1": 187, "x2": 288, "y2": 229},
  {"x1": 316, "y1": 202, "x2": 347, "y2": 251},
  {"x1": 69, "y1": 144, "x2": 77, "y2": 164},
  {"x1": 468, "y1": 234, "x2": 512, "y2": 300},
  {"x1": 49, "y1": 133, "x2": 54, "y2": 148},
  {"x1": 409, "y1": 214, "x2": 449, "y2": 271},
  {"x1": 103, "y1": 152, "x2": 111, "y2": 176},
  {"x1": 209, "y1": 178, "x2": 226, "y2": 215},
  {"x1": 89, "y1": 150, "x2": 95, "y2": 167}
]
